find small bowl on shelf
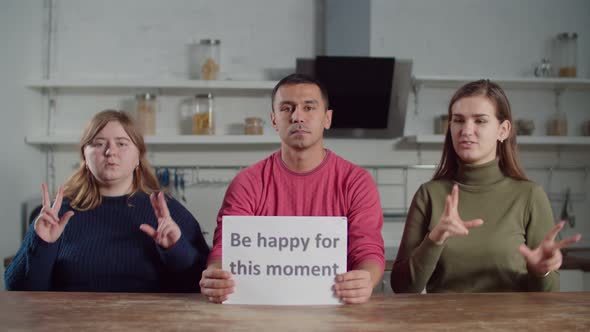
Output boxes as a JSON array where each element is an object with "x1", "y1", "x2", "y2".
[{"x1": 515, "y1": 119, "x2": 535, "y2": 136}]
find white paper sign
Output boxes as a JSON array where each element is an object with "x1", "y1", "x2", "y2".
[{"x1": 222, "y1": 216, "x2": 347, "y2": 305}]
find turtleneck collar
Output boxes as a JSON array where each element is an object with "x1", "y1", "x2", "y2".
[{"x1": 455, "y1": 159, "x2": 505, "y2": 186}]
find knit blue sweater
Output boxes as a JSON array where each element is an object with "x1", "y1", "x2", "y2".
[{"x1": 5, "y1": 192, "x2": 209, "y2": 292}]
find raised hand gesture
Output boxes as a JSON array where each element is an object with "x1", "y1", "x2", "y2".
[
  {"x1": 428, "y1": 184, "x2": 484, "y2": 245},
  {"x1": 519, "y1": 221, "x2": 582, "y2": 277},
  {"x1": 140, "y1": 192, "x2": 181, "y2": 249},
  {"x1": 34, "y1": 183, "x2": 75, "y2": 243}
]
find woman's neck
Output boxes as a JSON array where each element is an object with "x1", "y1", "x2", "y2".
[{"x1": 99, "y1": 180, "x2": 133, "y2": 197}]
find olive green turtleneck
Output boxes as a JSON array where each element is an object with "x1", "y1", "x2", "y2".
[{"x1": 391, "y1": 159, "x2": 559, "y2": 293}]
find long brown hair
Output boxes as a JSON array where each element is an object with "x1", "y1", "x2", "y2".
[
  {"x1": 63, "y1": 110, "x2": 160, "y2": 210},
  {"x1": 432, "y1": 80, "x2": 528, "y2": 181}
]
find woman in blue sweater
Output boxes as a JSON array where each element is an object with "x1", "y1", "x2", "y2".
[{"x1": 5, "y1": 110, "x2": 209, "y2": 292}]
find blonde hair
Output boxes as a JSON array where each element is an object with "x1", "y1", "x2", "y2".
[{"x1": 63, "y1": 110, "x2": 160, "y2": 210}]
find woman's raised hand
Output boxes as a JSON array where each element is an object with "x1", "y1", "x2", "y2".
[
  {"x1": 140, "y1": 192, "x2": 182, "y2": 249},
  {"x1": 519, "y1": 221, "x2": 582, "y2": 277},
  {"x1": 428, "y1": 184, "x2": 484, "y2": 245},
  {"x1": 34, "y1": 183, "x2": 75, "y2": 243}
]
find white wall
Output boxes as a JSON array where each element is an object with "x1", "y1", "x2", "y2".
[
  {"x1": 1, "y1": 0, "x2": 589, "y2": 290},
  {"x1": 370, "y1": 0, "x2": 590, "y2": 77},
  {"x1": 0, "y1": 0, "x2": 45, "y2": 289}
]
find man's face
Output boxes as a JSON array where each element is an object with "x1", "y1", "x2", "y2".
[{"x1": 271, "y1": 83, "x2": 332, "y2": 151}]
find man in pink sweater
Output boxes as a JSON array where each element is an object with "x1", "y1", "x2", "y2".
[{"x1": 199, "y1": 74, "x2": 384, "y2": 304}]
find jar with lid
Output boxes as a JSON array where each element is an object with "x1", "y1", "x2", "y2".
[
  {"x1": 135, "y1": 93, "x2": 157, "y2": 135},
  {"x1": 192, "y1": 93, "x2": 214, "y2": 135},
  {"x1": 244, "y1": 117, "x2": 264, "y2": 135},
  {"x1": 191, "y1": 39, "x2": 220, "y2": 80},
  {"x1": 555, "y1": 33, "x2": 577, "y2": 77}
]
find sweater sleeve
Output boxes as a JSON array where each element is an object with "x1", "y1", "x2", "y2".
[
  {"x1": 346, "y1": 170, "x2": 385, "y2": 272},
  {"x1": 4, "y1": 223, "x2": 60, "y2": 291},
  {"x1": 209, "y1": 171, "x2": 258, "y2": 263},
  {"x1": 391, "y1": 185, "x2": 445, "y2": 293},
  {"x1": 524, "y1": 185, "x2": 559, "y2": 292},
  {"x1": 157, "y1": 196, "x2": 210, "y2": 293}
]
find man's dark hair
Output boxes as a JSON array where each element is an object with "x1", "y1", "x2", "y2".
[{"x1": 271, "y1": 73, "x2": 329, "y2": 111}]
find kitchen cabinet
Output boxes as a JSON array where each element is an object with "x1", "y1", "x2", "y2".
[{"x1": 406, "y1": 75, "x2": 590, "y2": 147}]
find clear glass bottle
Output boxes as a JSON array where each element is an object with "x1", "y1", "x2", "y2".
[
  {"x1": 556, "y1": 33, "x2": 578, "y2": 77},
  {"x1": 135, "y1": 93, "x2": 157, "y2": 135},
  {"x1": 192, "y1": 93, "x2": 214, "y2": 135},
  {"x1": 196, "y1": 39, "x2": 220, "y2": 80}
]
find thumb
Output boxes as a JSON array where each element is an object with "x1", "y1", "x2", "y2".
[
  {"x1": 60, "y1": 211, "x2": 75, "y2": 226},
  {"x1": 139, "y1": 224, "x2": 157, "y2": 239},
  {"x1": 518, "y1": 244, "x2": 534, "y2": 259}
]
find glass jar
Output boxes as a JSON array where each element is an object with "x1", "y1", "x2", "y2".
[
  {"x1": 192, "y1": 93, "x2": 214, "y2": 135},
  {"x1": 194, "y1": 39, "x2": 220, "y2": 80},
  {"x1": 244, "y1": 117, "x2": 264, "y2": 135},
  {"x1": 547, "y1": 112, "x2": 568, "y2": 136},
  {"x1": 556, "y1": 33, "x2": 577, "y2": 77},
  {"x1": 434, "y1": 115, "x2": 449, "y2": 135},
  {"x1": 135, "y1": 93, "x2": 157, "y2": 135}
]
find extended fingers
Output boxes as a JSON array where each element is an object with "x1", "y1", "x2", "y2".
[
  {"x1": 60, "y1": 211, "x2": 75, "y2": 226},
  {"x1": 518, "y1": 244, "x2": 534, "y2": 259},
  {"x1": 149, "y1": 193, "x2": 162, "y2": 219},
  {"x1": 36, "y1": 208, "x2": 59, "y2": 226},
  {"x1": 556, "y1": 234, "x2": 582, "y2": 249},
  {"x1": 451, "y1": 184, "x2": 459, "y2": 212},
  {"x1": 443, "y1": 194, "x2": 452, "y2": 217},
  {"x1": 545, "y1": 221, "x2": 566, "y2": 242},
  {"x1": 139, "y1": 224, "x2": 157, "y2": 239},
  {"x1": 463, "y1": 218, "x2": 484, "y2": 229},
  {"x1": 41, "y1": 183, "x2": 50, "y2": 208},
  {"x1": 157, "y1": 192, "x2": 171, "y2": 218},
  {"x1": 52, "y1": 186, "x2": 64, "y2": 214}
]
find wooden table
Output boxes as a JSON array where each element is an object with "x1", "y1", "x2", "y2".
[{"x1": 1, "y1": 292, "x2": 588, "y2": 331}]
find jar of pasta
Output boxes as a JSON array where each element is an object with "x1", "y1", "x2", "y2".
[
  {"x1": 192, "y1": 93, "x2": 214, "y2": 135},
  {"x1": 194, "y1": 39, "x2": 220, "y2": 80},
  {"x1": 135, "y1": 93, "x2": 157, "y2": 135}
]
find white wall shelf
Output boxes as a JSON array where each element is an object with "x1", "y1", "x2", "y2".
[
  {"x1": 413, "y1": 76, "x2": 590, "y2": 90},
  {"x1": 25, "y1": 135, "x2": 281, "y2": 146},
  {"x1": 404, "y1": 135, "x2": 590, "y2": 146},
  {"x1": 27, "y1": 79, "x2": 278, "y2": 91}
]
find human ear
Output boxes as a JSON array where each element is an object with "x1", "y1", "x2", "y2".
[
  {"x1": 498, "y1": 120, "x2": 511, "y2": 142},
  {"x1": 324, "y1": 109, "x2": 333, "y2": 130}
]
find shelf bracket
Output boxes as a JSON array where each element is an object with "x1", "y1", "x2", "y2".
[
  {"x1": 553, "y1": 87, "x2": 563, "y2": 114},
  {"x1": 412, "y1": 79, "x2": 422, "y2": 115},
  {"x1": 45, "y1": 146, "x2": 56, "y2": 194},
  {"x1": 417, "y1": 144, "x2": 423, "y2": 165}
]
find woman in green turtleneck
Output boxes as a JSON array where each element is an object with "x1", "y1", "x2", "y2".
[{"x1": 391, "y1": 80, "x2": 581, "y2": 293}]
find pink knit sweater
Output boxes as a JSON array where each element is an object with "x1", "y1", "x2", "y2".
[{"x1": 209, "y1": 149, "x2": 384, "y2": 271}]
